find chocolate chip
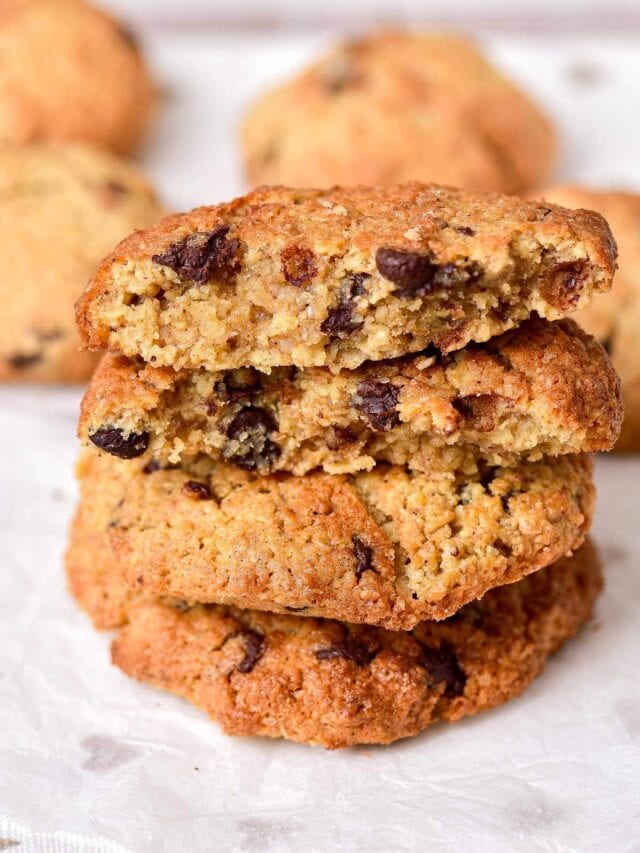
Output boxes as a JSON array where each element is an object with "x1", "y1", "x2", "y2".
[
  {"x1": 315, "y1": 636, "x2": 375, "y2": 667},
  {"x1": 235, "y1": 629, "x2": 265, "y2": 673},
  {"x1": 494, "y1": 539, "x2": 513, "y2": 557},
  {"x1": 142, "y1": 458, "x2": 162, "y2": 474},
  {"x1": 182, "y1": 480, "x2": 213, "y2": 500},
  {"x1": 215, "y1": 367, "x2": 262, "y2": 401},
  {"x1": 321, "y1": 272, "x2": 369, "y2": 339},
  {"x1": 284, "y1": 605, "x2": 307, "y2": 612},
  {"x1": 326, "y1": 425, "x2": 359, "y2": 450},
  {"x1": 376, "y1": 247, "x2": 480, "y2": 298},
  {"x1": 7, "y1": 351, "x2": 42, "y2": 369},
  {"x1": 452, "y1": 393, "x2": 510, "y2": 433},
  {"x1": 455, "y1": 226, "x2": 476, "y2": 236},
  {"x1": 89, "y1": 426, "x2": 149, "y2": 459},
  {"x1": 541, "y1": 260, "x2": 588, "y2": 312},
  {"x1": 224, "y1": 406, "x2": 280, "y2": 471},
  {"x1": 351, "y1": 380, "x2": 399, "y2": 431},
  {"x1": 152, "y1": 226, "x2": 242, "y2": 284},
  {"x1": 281, "y1": 245, "x2": 317, "y2": 286},
  {"x1": 418, "y1": 640, "x2": 467, "y2": 698},
  {"x1": 352, "y1": 534, "x2": 377, "y2": 583}
]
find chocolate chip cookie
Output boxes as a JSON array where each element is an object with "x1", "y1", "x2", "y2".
[
  {"x1": 66, "y1": 515, "x2": 602, "y2": 748},
  {"x1": 242, "y1": 31, "x2": 556, "y2": 194},
  {"x1": 0, "y1": 0, "x2": 154, "y2": 153},
  {"x1": 75, "y1": 183, "x2": 616, "y2": 373},
  {"x1": 539, "y1": 186, "x2": 640, "y2": 450},
  {"x1": 0, "y1": 144, "x2": 164, "y2": 382},
  {"x1": 79, "y1": 318, "x2": 622, "y2": 474},
  {"x1": 70, "y1": 448, "x2": 594, "y2": 630}
]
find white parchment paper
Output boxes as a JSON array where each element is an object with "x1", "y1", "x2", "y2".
[{"x1": 1, "y1": 31, "x2": 639, "y2": 853}]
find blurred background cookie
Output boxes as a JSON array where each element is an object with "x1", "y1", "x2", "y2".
[
  {"x1": 242, "y1": 30, "x2": 556, "y2": 193},
  {"x1": 0, "y1": 143, "x2": 164, "y2": 383},
  {"x1": 0, "y1": 0, "x2": 155, "y2": 153},
  {"x1": 540, "y1": 186, "x2": 640, "y2": 450}
]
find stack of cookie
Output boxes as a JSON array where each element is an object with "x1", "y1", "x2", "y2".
[{"x1": 67, "y1": 183, "x2": 622, "y2": 748}]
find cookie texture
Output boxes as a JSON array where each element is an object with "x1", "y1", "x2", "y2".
[
  {"x1": 71, "y1": 448, "x2": 594, "y2": 630},
  {"x1": 242, "y1": 31, "x2": 556, "y2": 194},
  {"x1": 78, "y1": 318, "x2": 622, "y2": 474},
  {"x1": 75, "y1": 183, "x2": 616, "y2": 372},
  {"x1": 104, "y1": 543, "x2": 601, "y2": 748},
  {"x1": 539, "y1": 186, "x2": 640, "y2": 450},
  {"x1": 0, "y1": 0, "x2": 154, "y2": 152},
  {"x1": 0, "y1": 144, "x2": 164, "y2": 382}
]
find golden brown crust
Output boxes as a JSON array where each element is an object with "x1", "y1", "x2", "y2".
[
  {"x1": 108, "y1": 542, "x2": 601, "y2": 748},
  {"x1": 538, "y1": 186, "x2": 640, "y2": 450},
  {"x1": 78, "y1": 318, "x2": 622, "y2": 473},
  {"x1": 0, "y1": 0, "x2": 155, "y2": 153},
  {"x1": 0, "y1": 143, "x2": 164, "y2": 383},
  {"x1": 242, "y1": 31, "x2": 556, "y2": 194},
  {"x1": 75, "y1": 182, "x2": 617, "y2": 372},
  {"x1": 70, "y1": 448, "x2": 595, "y2": 630}
]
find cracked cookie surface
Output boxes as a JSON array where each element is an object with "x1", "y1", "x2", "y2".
[
  {"x1": 67, "y1": 525, "x2": 602, "y2": 748},
  {"x1": 0, "y1": 144, "x2": 164, "y2": 382},
  {"x1": 69, "y1": 448, "x2": 594, "y2": 630},
  {"x1": 539, "y1": 186, "x2": 640, "y2": 450},
  {"x1": 242, "y1": 31, "x2": 556, "y2": 194},
  {"x1": 0, "y1": 0, "x2": 154, "y2": 152},
  {"x1": 75, "y1": 182, "x2": 616, "y2": 372},
  {"x1": 78, "y1": 318, "x2": 622, "y2": 474}
]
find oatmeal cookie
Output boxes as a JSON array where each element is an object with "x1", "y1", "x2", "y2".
[
  {"x1": 242, "y1": 31, "x2": 556, "y2": 194},
  {"x1": 76, "y1": 183, "x2": 616, "y2": 372}
]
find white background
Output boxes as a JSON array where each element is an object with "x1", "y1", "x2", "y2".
[{"x1": 1, "y1": 11, "x2": 640, "y2": 853}]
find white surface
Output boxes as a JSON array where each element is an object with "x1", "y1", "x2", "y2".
[{"x1": 1, "y1": 30, "x2": 640, "y2": 853}]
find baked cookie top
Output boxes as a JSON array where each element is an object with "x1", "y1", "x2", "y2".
[
  {"x1": 67, "y1": 514, "x2": 601, "y2": 748},
  {"x1": 0, "y1": 0, "x2": 155, "y2": 153},
  {"x1": 76, "y1": 183, "x2": 617, "y2": 372},
  {"x1": 78, "y1": 318, "x2": 622, "y2": 474},
  {"x1": 0, "y1": 144, "x2": 164, "y2": 382},
  {"x1": 72, "y1": 449, "x2": 594, "y2": 630},
  {"x1": 242, "y1": 31, "x2": 556, "y2": 194},
  {"x1": 539, "y1": 186, "x2": 640, "y2": 450}
]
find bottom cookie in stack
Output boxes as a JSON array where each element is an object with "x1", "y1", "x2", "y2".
[{"x1": 66, "y1": 489, "x2": 602, "y2": 748}]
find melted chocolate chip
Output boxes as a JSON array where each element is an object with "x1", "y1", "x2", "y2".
[
  {"x1": 215, "y1": 367, "x2": 262, "y2": 401},
  {"x1": 352, "y1": 534, "x2": 377, "y2": 583},
  {"x1": 182, "y1": 480, "x2": 213, "y2": 500},
  {"x1": 152, "y1": 226, "x2": 241, "y2": 283},
  {"x1": 541, "y1": 260, "x2": 589, "y2": 312},
  {"x1": 326, "y1": 424, "x2": 359, "y2": 450},
  {"x1": 7, "y1": 351, "x2": 42, "y2": 369},
  {"x1": 224, "y1": 406, "x2": 280, "y2": 471},
  {"x1": 455, "y1": 225, "x2": 476, "y2": 236},
  {"x1": 376, "y1": 247, "x2": 481, "y2": 298},
  {"x1": 235, "y1": 629, "x2": 265, "y2": 673},
  {"x1": 418, "y1": 640, "x2": 467, "y2": 698},
  {"x1": 281, "y1": 245, "x2": 317, "y2": 286},
  {"x1": 452, "y1": 393, "x2": 510, "y2": 433},
  {"x1": 321, "y1": 272, "x2": 369, "y2": 338},
  {"x1": 89, "y1": 427, "x2": 149, "y2": 459},
  {"x1": 351, "y1": 380, "x2": 399, "y2": 431},
  {"x1": 315, "y1": 636, "x2": 375, "y2": 667}
]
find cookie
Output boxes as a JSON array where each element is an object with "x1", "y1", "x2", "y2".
[
  {"x1": 75, "y1": 183, "x2": 616, "y2": 373},
  {"x1": 78, "y1": 318, "x2": 622, "y2": 475},
  {"x1": 538, "y1": 186, "x2": 640, "y2": 450},
  {"x1": 0, "y1": 144, "x2": 164, "y2": 383},
  {"x1": 242, "y1": 31, "x2": 556, "y2": 194},
  {"x1": 0, "y1": 0, "x2": 154, "y2": 153},
  {"x1": 68, "y1": 527, "x2": 601, "y2": 748},
  {"x1": 71, "y1": 448, "x2": 594, "y2": 630}
]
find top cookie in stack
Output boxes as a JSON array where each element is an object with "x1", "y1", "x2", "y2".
[{"x1": 76, "y1": 183, "x2": 615, "y2": 372}]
